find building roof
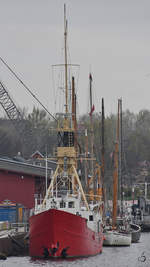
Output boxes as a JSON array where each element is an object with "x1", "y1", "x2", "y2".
[
  {"x1": 0, "y1": 157, "x2": 56, "y2": 178},
  {"x1": 30, "y1": 150, "x2": 44, "y2": 159}
]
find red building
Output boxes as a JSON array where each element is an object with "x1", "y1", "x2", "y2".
[{"x1": 0, "y1": 157, "x2": 56, "y2": 209}]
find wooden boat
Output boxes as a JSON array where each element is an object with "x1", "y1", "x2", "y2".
[
  {"x1": 130, "y1": 223, "x2": 141, "y2": 243},
  {"x1": 29, "y1": 5, "x2": 104, "y2": 259},
  {"x1": 115, "y1": 217, "x2": 141, "y2": 243},
  {"x1": 103, "y1": 216, "x2": 132, "y2": 246},
  {"x1": 103, "y1": 229, "x2": 131, "y2": 246},
  {"x1": 113, "y1": 217, "x2": 141, "y2": 243}
]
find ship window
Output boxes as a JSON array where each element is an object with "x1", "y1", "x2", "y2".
[
  {"x1": 89, "y1": 215, "x2": 93, "y2": 221},
  {"x1": 68, "y1": 201, "x2": 74, "y2": 208},
  {"x1": 60, "y1": 201, "x2": 66, "y2": 208}
]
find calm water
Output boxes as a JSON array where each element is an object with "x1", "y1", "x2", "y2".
[{"x1": 1, "y1": 233, "x2": 150, "y2": 267}]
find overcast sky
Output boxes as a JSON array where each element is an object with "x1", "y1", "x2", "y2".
[{"x1": 0, "y1": 0, "x2": 150, "y2": 118}]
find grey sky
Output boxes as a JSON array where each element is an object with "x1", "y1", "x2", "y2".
[{"x1": 0, "y1": 0, "x2": 150, "y2": 118}]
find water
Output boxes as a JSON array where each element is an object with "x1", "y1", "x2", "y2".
[{"x1": 1, "y1": 233, "x2": 150, "y2": 267}]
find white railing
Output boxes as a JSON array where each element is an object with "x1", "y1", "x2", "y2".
[{"x1": 10, "y1": 222, "x2": 29, "y2": 233}]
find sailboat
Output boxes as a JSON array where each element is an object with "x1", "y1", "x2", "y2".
[
  {"x1": 29, "y1": 5, "x2": 104, "y2": 259},
  {"x1": 103, "y1": 99, "x2": 131, "y2": 246}
]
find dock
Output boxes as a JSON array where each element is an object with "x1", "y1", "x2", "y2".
[{"x1": 0, "y1": 222, "x2": 29, "y2": 259}]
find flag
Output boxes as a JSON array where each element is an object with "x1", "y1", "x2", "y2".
[{"x1": 89, "y1": 104, "x2": 95, "y2": 116}]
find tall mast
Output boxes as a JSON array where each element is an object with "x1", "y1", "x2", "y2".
[
  {"x1": 101, "y1": 98, "x2": 105, "y2": 210},
  {"x1": 89, "y1": 73, "x2": 94, "y2": 181},
  {"x1": 43, "y1": 4, "x2": 90, "y2": 211},
  {"x1": 85, "y1": 129, "x2": 88, "y2": 186},
  {"x1": 119, "y1": 98, "x2": 123, "y2": 217},
  {"x1": 64, "y1": 4, "x2": 68, "y2": 114},
  {"x1": 89, "y1": 74, "x2": 93, "y2": 116},
  {"x1": 112, "y1": 100, "x2": 120, "y2": 227}
]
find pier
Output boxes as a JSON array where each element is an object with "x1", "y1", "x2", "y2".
[{"x1": 0, "y1": 222, "x2": 28, "y2": 259}]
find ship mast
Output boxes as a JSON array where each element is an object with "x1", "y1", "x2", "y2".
[
  {"x1": 89, "y1": 73, "x2": 94, "y2": 179},
  {"x1": 101, "y1": 98, "x2": 105, "y2": 212},
  {"x1": 64, "y1": 4, "x2": 68, "y2": 115},
  {"x1": 119, "y1": 98, "x2": 123, "y2": 217},
  {"x1": 42, "y1": 4, "x2": 89, "y2": 211},
  {"x1": 89, "y1": 74, "x2": 96, "y2": 201},
  {"x1": 112, "y1": 100, "x2": 120, "y2": 228}
]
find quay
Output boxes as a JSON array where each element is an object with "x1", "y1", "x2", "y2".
[{"x1": 0, "y1": 222, "x2": 28, "y2": 259}]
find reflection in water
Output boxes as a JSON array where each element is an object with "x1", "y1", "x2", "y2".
[{"x1": 1, "y1": 233, "x2": 150, "y2": 267}]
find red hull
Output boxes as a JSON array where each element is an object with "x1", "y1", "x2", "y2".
[{"x1": 29, "y1": 209, "x2": 103, "y2": 258}]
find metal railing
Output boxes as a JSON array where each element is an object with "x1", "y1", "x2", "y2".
[{"x1": 10, "y1": 222, "x2": 29, "y2": 233}]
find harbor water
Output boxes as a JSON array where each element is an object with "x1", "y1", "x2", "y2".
[{"x1": 1, "y1": 232, "x2": 150, "y2": 267}]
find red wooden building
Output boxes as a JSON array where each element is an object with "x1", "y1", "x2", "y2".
[{"x1": 0, "y1": 157, "x2": 56, "y2": 209}]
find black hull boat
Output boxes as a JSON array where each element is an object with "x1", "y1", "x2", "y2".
[
  {"x1": 140, "y1": 215, "x2": 150, "y2": 232},
  {"x1": 132, "y1": 197, "x2": 150, "y2": 232},
  {"x1": 130, "y1": 223, "x2": 141, "y2": 243}
]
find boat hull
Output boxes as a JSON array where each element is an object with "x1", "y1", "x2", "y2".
[
  {"x1": 103, "y1": 230, "x2": 131, "y2": 246},
  {"x1": 133, "y1": 215, "x2": 150, "y2": 232},
  {"x1": 130, "y1": 223, "x2": 141, "y2": 243},
  {"x1": 140, "y1": 215, "x2": 150, "y2": 232},
  {"x1": 29, "y1": 209, "x2": 103, "y2": 258}
]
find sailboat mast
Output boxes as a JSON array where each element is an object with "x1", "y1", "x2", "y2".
[
  {"x1": 117, "y1": 100, "x2": 120, "y2": 142},
  {"x1": 89, "y1": 74, "x2": 93, "y2": 115},
  {"x1": 64, "y1": 4, "x2": 68, "y2": 114},
  {"x1": 89, "y1": 73, "x2": 94, "y2": 179},
  {"x1": 119, "y1": 98, "x2": 123, "y2": 217},
  {"x1": 85, "y1": 129, "x2": 88, "y2": 186},
  {"x1": 101, "y1": 98, "x2": 105, "y2": 209},
  {"x1": 112, "y1": 100, "x2": 120, "y2": 227}
]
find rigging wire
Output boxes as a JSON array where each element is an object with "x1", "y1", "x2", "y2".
[
  {"x1": 51, "y1": 41, "x2": 80, "y2": 116},
  {"x1": 52, "y1": 40, "x2": 66, "y2": 114},
  {"x1": 0, "y1": 57, "x2": 57, "y2": 122}
]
